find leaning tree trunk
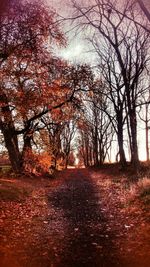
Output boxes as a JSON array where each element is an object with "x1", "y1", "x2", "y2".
[
  {"x1": 2, "y1": 127, "x2": 21, "y2": 173},
  {"x1": 0, "y1": 93, "x2": 21, "y2": 173}
]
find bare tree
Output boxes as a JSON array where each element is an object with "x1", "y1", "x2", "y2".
[
  {"x1": 61, "y1": 120, "x2": 76, "y2": 169},
  {"x1": 91, "y1": 40, "x2": 127, "y2": 166},
  {"x1": 77, "y1": 78, "x2": 113, "y2": 166},
  {"x1": 72, "y1": 0, "x2": 150, "y2": 169}
]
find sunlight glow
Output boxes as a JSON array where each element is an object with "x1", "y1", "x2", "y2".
[{"x1": 60, "y1": 44, "x2": 84, "y2": 61}]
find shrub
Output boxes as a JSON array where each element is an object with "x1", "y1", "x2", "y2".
[{"x1": 23, "y1": 150, "x2": 51, "y2": 175}]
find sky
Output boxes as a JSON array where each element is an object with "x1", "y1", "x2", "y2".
[
  {"x1": 47, "y1": 0, "x2": 150, "y2": 63},
  {"x1": 47, "y1": 0, "x2": 89, "y2": 63}
]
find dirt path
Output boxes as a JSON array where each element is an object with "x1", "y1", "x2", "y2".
[
  {"x1": 47, "y1": 169, "x2": 122, "y2": 267},
  {"x1": 0, "y1": 169, "x2": 150, "y2": 267}
]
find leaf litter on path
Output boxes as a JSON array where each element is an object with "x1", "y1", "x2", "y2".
[{"x1": 0, "y1": 169, "x2": 150, "y2": 267}]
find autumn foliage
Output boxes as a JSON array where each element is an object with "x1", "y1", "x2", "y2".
[{"x1": 22, "y1": 150, "x2": 51, "y2": 175}]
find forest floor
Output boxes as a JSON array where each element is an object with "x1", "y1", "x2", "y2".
[{"x1": 0, "y1": 167, "x2": 150, "y2": 267}]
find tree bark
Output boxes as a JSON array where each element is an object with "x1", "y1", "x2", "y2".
[
  {"x1": 0, "y1": 93, "x2": 21, "y2": 173},
  {"x1": 145, "y1": 104, "x2": 150, "y2": 161},
  {"x1": 94, "y1": 130, "x2": 99, "y2": 166},
  {"x1": 2, "y1": 128, "x2": 21, "y2": 173},
  {"x1": 129, "y1": 108, "x2": 139, "y2": 169},
  {"x1": 117, "y1": 113, "x2": 126, "y2": 168},
  {"x1": 117, "y1": 132, "x2": 126, "y2": 167},
  {"x1": 125, "y1": 88, "x2": 139, "y2": 169}
]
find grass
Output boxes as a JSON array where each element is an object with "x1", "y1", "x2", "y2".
[
  {"x1": 0, "y1": 187, "x2": 22, "y2": 201},
  {"x1": 139, "y1": 180, "x2": 150, "y2": 205},
  {"x1": 104, "y1": 163, "x2": 150, "y2": 209},
  {"x1": 119, "y1": 176, "x2": 150, "y2": 208},
  {"x1": 0, "y1": 181, "x2": 31, "y2": 201}
]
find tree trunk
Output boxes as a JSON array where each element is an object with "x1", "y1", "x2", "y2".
[
  {"x1": 99, "y1": 138, "x2": 104, "y2": 165},
  {"x1": 21, "y1": 133, "x2": 34, "y2": 173},
  {"x1": 65, "y1": 157, "x2": 69, "y2": 169},
  {"x1": 117, "y1": 113, "x2": 126, "y2": 168},
  {"x1": 146, "y1": 125, "x2": 149, "y2": 161},
  {"x1": 3, "y1": 128, "x2": 21, "y2": 173},
  {"x1": 22, "y1": 134, "x2": 32, "y2": 154},
  {"x1": 145, "y1": 104, "x2": 149, "y2": 161},
  {"x1": 65, "y1": 149, "x2": 70, "y2": 169},
  {"x1": 93, "y1": 126, "x2": 99, "y2": 166},
  {"x1": 125, "y1": 103, "x2": 132, "y2": 161},
  {"x1": 126, "y1": 90, "x2": 139, "y2": 169},
  {"x1": 129, "y1": 108, "x2": 139, "y2": 168},
  {"x1": 0, "y1": 93, "x2": 21, "y2": 173},
  {"x1": 117, "y1": 132, "x2": 126, "y2": 167},
  {"x1": 85, "y1": 141, "x2": 90, "y2": 167},
  {"x1": 89, "y1": 146, "x2": 93, "y2": 166}
]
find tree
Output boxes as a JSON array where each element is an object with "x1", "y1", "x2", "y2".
[
  {"x1": 77, "y1": 120, "x2": 92, "y2": 167},
  {"x1": 77, "y1": 78, "x2": 113, "y2": 167},
  {"x1": 61, "y1": 120, "x2": 76, "y2": 169},
  {"x1": 0, "y1": 0, "x2": 66, "y2": 172},
  {"x1": 72, "y1": 0, "x2": 150, "y2": 169},
  {"x1": 29, "y1": 63, "x2": 93, "y2": 172},
  {"x1": 91, "y1": 40, "x2": 127, "y2": 166}
]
